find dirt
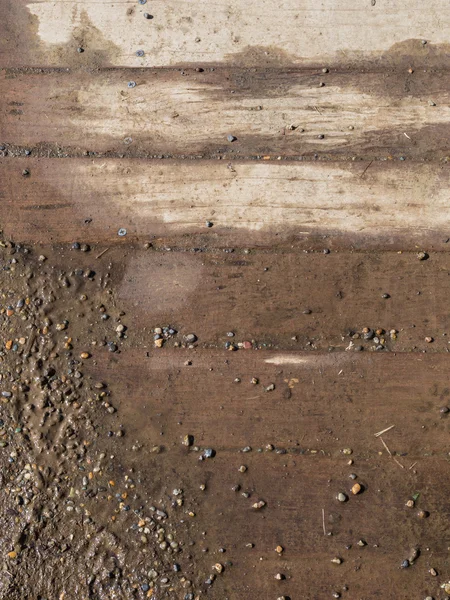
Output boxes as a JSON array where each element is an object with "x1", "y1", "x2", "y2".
[{"x1": 0, "y1": 239, "x2": 228, "y2": 600}]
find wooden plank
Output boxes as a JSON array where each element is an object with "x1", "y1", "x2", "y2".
[
  {"x1": 2, "y1": 1, "x2": 450, "y2": 598},
  {"x1": 1, "y1": 158, "x2": 450, "y2": 249},
  {"x1": 89, "y1": 350, "x2": 450, "y2": 458},
  {"x1": 1, "y1": 0, "x2": 450, "y2": 68},
  {"x1": 2, "y1": 68, "x2": 450, "y2": 159},
  {"x1": 101, "y1": 247, "x2": 450, "y2": 353}
]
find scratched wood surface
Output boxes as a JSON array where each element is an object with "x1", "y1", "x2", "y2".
[
  {"x1": 2, "y1": 68, "x2": 450, "y2": 159},
  {"x1": 1, "y1": 159, "x2": 450, "y2": 249},
  {"x1": 1, "y1": 0, "x2": 450, "y2": 598}
]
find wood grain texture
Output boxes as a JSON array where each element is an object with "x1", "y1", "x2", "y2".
[
  {"x1": 2, "y1": 68, "x2": 450, "y2": 159},
  {"x1": 1, "y1": 158, "x2": 450, "y2": 248},
  {"x1": 1, "y1": 0, "x2": 450, "y2": 68}
]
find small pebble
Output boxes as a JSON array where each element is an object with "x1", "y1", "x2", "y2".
[
  {"x1": 227, "y1": 135, "x2": 237, "y2": 142},
  {"x1": 337, "y1": 492, "x2": 348, "y2": 502},
  {"x1": 351, "y1": 483, "x2": 362, "y2": 495},
  {"x1": 408, "y1": 547, "x2": 420, "y2": 562}
]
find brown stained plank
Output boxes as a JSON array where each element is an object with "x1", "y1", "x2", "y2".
[
  {"x1": 126, "y1": 453, "x2": 450, "y2": 560},
  {"x1": 82, "y1": 348, "x2": 450, "y2": 599},
  {"x1": 2, "y1": 1, "x2": 449, "y2": 598},
  {"x1": 2, "y1": 68, "x2": 450, "y2": 159},
  {"x1": 1, "y1": 158, "x2": 450, "y2": 249},
  {"x1": 110, "y1": 248, "x2": 450, "y2": 353},
  {"x1": 1, "y1": 0, "x2": 450, "y2": 68},
  {"x1": 88, "y1": 350, "x2": 450, "y2": 458}
]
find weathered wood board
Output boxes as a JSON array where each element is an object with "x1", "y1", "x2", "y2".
[
  {"x1": 2, "y1": 0, "x2": 450, "y2": 68},
  {"x1": 1, "y1": 158, "x2": 449, "y2": 248},
  {"x1": 2, "y1": 68, "x2": 450, "y2": 159}
]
